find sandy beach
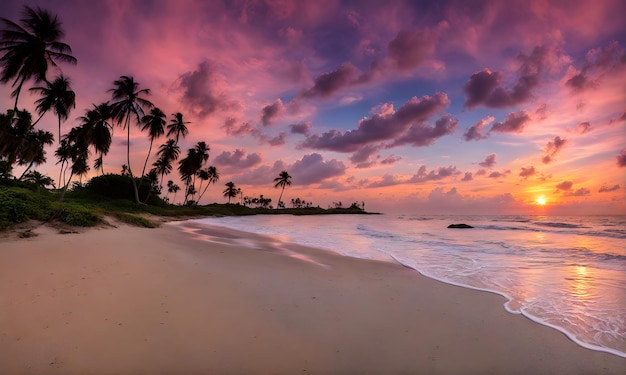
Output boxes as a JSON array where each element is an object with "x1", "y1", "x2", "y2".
[{"x1": 1, "y1": 220, "x2": 624, "y2": 374}]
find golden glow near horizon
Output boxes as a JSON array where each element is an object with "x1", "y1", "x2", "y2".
[{"x1": 536, "y1": 196, "x2": 547, "y2": 206}]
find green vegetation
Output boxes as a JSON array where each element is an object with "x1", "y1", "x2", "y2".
[{"x1": 0, "y1": 6, "x2": 372, "y2": 232}]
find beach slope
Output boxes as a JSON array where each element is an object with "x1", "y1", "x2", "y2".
[{"x1": 1, "y1": 222, "x2": 624, "y2": 374}]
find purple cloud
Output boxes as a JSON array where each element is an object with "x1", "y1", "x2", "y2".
[
  {"x1": 381, "y1": 155, "x2": 401, "y2": 165},
  {"x1": 223, "y1": 118, "x2": 260, "y2": 136},
  {"x1": 461, "y1": 172, "x2": 473, "y2": 181},
  {"x1": 260, "y1": 99, "x2": 284, "y2": 126},
  {"x1": 519, "y1": 166, "x2": 536, "y2": 179},
  {"x1": 488, "y1": 170, "x2": 510, "y2": 178},
  {"x1": 349, "y1": 144, "x2": 380, "y2": 167},
  {"x1": 463, "y1": 116, "x2": 494, "y2": 141},
  {"x1": 556, "y1": 180, "x2": 573, "y2": 191},
  {"x1": 464, "y1": 46, "x2": 552, "y2": 108},
  {"x1": 263, "y1": 132, "x2": 288, "y2": 146},
  {"x1": 302, "y1": 93, "x2": 450, "y2": 152},
  {"x1": 300, "y1": 63, "x2": 358, "y2": 99},
  {"x1": 566, "y1": 41, "x2": 625, "y2": 92},
  {"x1": 489, "y1": 111, "x2": 531, "y2": 134},
  {"x1": 408, "y1": 165, "x2": 460, "y2": 183},
  {"x1": 389, "y1": 114, "x2": 458, "y2": 147},
  {"x1": 564, "y1": 188, "x2": 591, "y2": 197},
  {"x1": 368, "y1": 173, "x2": 404, "y2": 188},
  {"x1": 478, "y1": 153, "x2": 497, "y2": 168},
  {"x1": 214, "y1": 149, "x2": 262, "y2": 170},
  {"x1": 387, "y1": 29, "x2": 437, "y2": 70},
  {"x1": 617, "y1": 150, "x2": 626, "y2": 167},
  {"x1": 542, "y1": 136, "x2": 567, "y2": 164},
  {"x1": 289, "y1": 121, "x2": 311, "y2": 135},
  {"x1": 176, "y1": 60, "x2": 239, "y2": 118},
  {"x1": 290, "y1": 153, "x2": 346, "y2": 185},
  {"x1": 599, "y1": 184, "x2": 620, "y2": 192}
]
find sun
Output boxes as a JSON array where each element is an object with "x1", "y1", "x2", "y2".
[{"x1": 536, "y1": 196, "x2": 547, "y2": 205}]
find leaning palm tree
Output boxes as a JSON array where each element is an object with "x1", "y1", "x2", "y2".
[
  {"x1": 167, "y1": 112, "x2": 189, "y2": 144},
  {"x1": 109, "y1": 75, "x2": 153, "y2": 204},
  {"x1": 196, "y1": 165, "x2": 219, "y2": 205},
  {"x1": 29, "y1": 74, "x2": 75, "y2": 139},
  {"x1": 139, "y1": 107, "x2": 166, "y2": 177},
  {"x1": 273, "y1": 170, "x2": 292, "y2": 209},
  {"x1": 223, "y1": 181, "x2": 238, "y2": 204},
  {"x1": 0, "y1": 6, "x2": 77, "y2": 111},
  {"x1": 86, "y1": 102, "x2": 113, "y2": 175}
]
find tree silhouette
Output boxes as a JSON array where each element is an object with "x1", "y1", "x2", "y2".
[
  {"x1": 0, "y1": 6, "x2": 76, "y2": 111},
  {"x1": 167, "y1": 112, "x2": 189, "y2": 144},
  {"x1": 273, "y1": 170, "x2": 292, "y2": 209},
  {"x1": 29, "y1": 74, "x2": 75, "y2": 140},
  {"x1": 196, "y1": 165, "x2": 219, "y2": 205},
  {"x1": 139, "y1": 107, "x2": 166, "y2": 177},
  {"x1": 223, "y1": 181, "x2": 238, "y2": 203},
  {"x1": 109, "y1": 75, "x2": 153, "y2": 204},
  {"x1": 23, "y1": 170, "x2": 54, "y2": 193}
]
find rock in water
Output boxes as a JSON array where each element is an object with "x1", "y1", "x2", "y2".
[{"x1": 447, "y1": 223, "x2": 474, "y2": 228}]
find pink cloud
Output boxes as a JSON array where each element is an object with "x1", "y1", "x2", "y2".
[
  {"x1": 489, "y1": 110, "x2": 531, "y2": 134},
  {"x1": 542, "y1": 136, "x2": 567, "y2": 164},
  {"x1": 214, "y1": 149, "x2": 262, "y2": 171},
  {"x1": 408, "y1": 165, "x2": 460, "y2": 183},
  {"x1": 463, "y1": 116, "x2": 494, "y2": 141},
  {"x1": 556, "y1": 180, "x2": 573, "y2": 191},
  {"x1": 260, "y1": 99, "x2": 284, "y2": 126},
  {"x1": 617, "y1": 149, "x2": 626, "y2": 167},
  {"x1": 478, "y1": 153, "x2": 497, "y2": 168},
  {"x1": 519, "y1": 166, "x2": 536, "y2": 179}
]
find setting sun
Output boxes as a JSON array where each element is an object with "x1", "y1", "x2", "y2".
[{"x1": 536, "y1": 196, "x2": 547, "y2": 205}]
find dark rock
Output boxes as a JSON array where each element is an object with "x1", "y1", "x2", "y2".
[{"x1": 447, "y1": 223, "x2": 474, "y2": 229}]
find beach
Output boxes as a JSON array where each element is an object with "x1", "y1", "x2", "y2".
[{"x1": 1, "y1": 220, "x2": 625, "y2": 374}]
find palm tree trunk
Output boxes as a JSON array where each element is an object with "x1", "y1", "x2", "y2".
[
  {"x1": 197, "y1": 181, "x2": 212, "y2": 205},
  {"x1": 31, "y1": 112, "x2": 46, "y2": 127},
  {"x1": 18, "y1": 160, "x2": 36, "y2": 180},
  {"x1": 58, "y1": 161, "x2": 64, "y2": 189},
  {"x1": 57, "y1": 116, "x2": 61, "y2": 145},
  {"x1": 125, "y1": 113, "x2": 141, "y2": 204},
  {"x1": 59, "y1": 171, "x2": 74, "y2": 202},
  {"x1": 12, "y1": 76, "x2": 26, "y2": 112},
  {"x1": 140, "y1": 139, "x2": 153, "y2": 178},
  {"x1": 277, "y1": 186, "x2": 285, "y2": 209}
]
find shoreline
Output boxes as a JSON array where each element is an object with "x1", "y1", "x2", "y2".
[{"x1": 1, "y1": 220, "x2": 625, "y2": 374}]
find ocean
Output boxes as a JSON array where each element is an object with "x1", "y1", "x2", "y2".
[{"x1": 179, "y1": 214, "x2": 626, "y2": 358}]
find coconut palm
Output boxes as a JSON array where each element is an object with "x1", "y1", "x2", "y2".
[
  {"x1": 78, "y1": 102, "x2": 112, "y2": 176},
  {"x1": 223, "y1": 181, "x2": 238, "y2": 204},
  {"x1": 23, "y1": 170, "x2": 54, "y2": 193},
  {"x1": 154, "y1": 139, "x2": 180, "y2": 189},
  {"x1": 167, "y1": 112, "x2": 189, "y2": 144},
  {"x1": 29, "y1": 74, "x2": 75, "y2": 139},
  {"x1": 17, "y1": 128, "x2": 54, "y2": 179},
  {"x1": 196, "y1": 165, "x2": 219, "y2": 205},
  {"x1": 168, "y1": 181, "x2": 180, "y2": 204},
  {"x1": 273, "y1": 170, "x2": 292, "y2": 209},
  {"x1": 109, "y1": 75, "x2": 153, "y2": 204},
  {"x1": 0, "y1": 109, "x2": 32, "y2": 166},
  {"x1": 0, "y1": 6, "x2": 77, "y2": 111},
  {"x1": 139, "y1": 107, "x2": 166, "y2": 177}
]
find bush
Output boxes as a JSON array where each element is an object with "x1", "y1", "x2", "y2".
[
  {"x1": 51, "y1": 202, "x2": 102, "y2": 227},
  {"x1": 0, "y1": 187, "x2": 53, "y2": 229}
]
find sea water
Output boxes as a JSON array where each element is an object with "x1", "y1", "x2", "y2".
[{"x1": 185, "y1": 214, "x2": 626, "y2": 358}]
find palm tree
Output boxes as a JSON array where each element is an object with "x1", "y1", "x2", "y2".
[
  {"x1": 168, "y1": 181, "x2": 180, "y2": 205},
  {"x1": 196, "y1": 165, "x2": 219, "y2": 205},
  {"x1": 223, "y1": 181, "x2": 238, "y2": 204},
  {"x1": 0, "y1": 6, "x2": 77, "y2": 111},
  {"x1": 0, "y1": 109, "x2": 32, "y2": 166},
  {"x1": 17, "y1": 128, "x2": 54, "y2": 179},
  {"x1": 273, "y1": 170, "x2": 292, "y2": 209},
  {"x1": 78, "y1": 102, "x2": 112, "y2": 176},
  {"x1": 153, "y1": 139, "x2": 180, "y2": 190},
  {"x1": 54, "y1": 137, "x2": 71, "y2": 187},
  {"x1": 139, "y1": 107, "x2": 166, "y2": 177},
  {"x1": 167, "y1": 112, "x2": 189, "y2": 144},
  {"x1": 23, "y1": 170, "x2": 54, "y2": 193},
  {"x1": 109, "y1": 75, "x2": 153, "y2": 204},
  {"x1": 29, "y1": 74, "x2": 75, "y2": 139}
]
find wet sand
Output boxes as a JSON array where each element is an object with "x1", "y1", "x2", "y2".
[{"x1": 1, "y1": 220, "x2": 624, "y2": 374}]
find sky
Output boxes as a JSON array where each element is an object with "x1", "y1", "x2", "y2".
[{"x1": 1, "y1": 0, "x2": 625, "y2": 214}]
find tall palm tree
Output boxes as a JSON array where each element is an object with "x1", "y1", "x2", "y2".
[
  {"x1": 29, "y1": 74, "x2": 75, "y2": 139},
  {"x1": 54, "y1": 137, "x2": 71, "y2": 187},
  {"x1": 167, "y1": 112, "x2": 189, "y2": 144},
  {"x1": 0, "y1": 109, "x2": 32, "y2": 165},
  {"x1": 109, "y1": 75, "x2": 153, "y2": 204},
  {"x1": 223, "y1": 181, "x2": 238, "y2": 204},
  {"x1": 78, "y1": 102, "x2": 112, "y2": 176},
  {"x1": 273, "y1": 170, "x2": 292, "y2": 209},
  {"x1": 139, "y1": 107, "x2": 166, "y2": 177},
  {"x1": 0, "y1": 6, "x2": 77, "y2": 111},
  {"x1": 196, "y1": 165, "x2": 219, "y2": 205}
]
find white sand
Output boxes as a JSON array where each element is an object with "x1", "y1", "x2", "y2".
[{"x1": 1, "y1": 221, "x2": 624, "y2": 374}]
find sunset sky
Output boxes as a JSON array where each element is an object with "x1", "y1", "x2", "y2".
[{"x1": 2, "y1": 0, "x2": 625, "y2": 214}]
